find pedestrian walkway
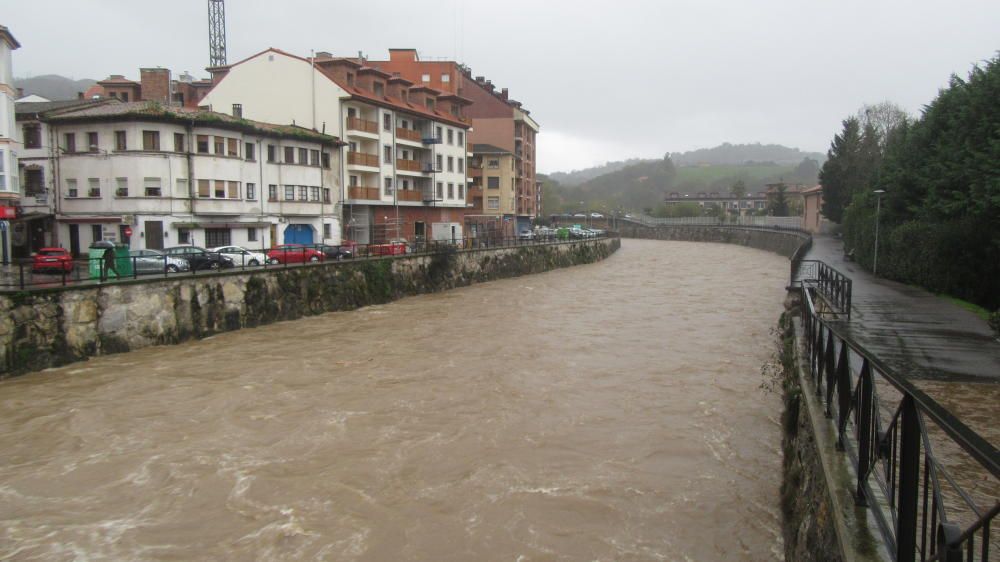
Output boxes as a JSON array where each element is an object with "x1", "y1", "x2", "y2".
[{"x1": 805, "y1": 235, "x2": 1000, "y2": 382}]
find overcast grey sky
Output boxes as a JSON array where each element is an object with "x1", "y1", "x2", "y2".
[{"x1": 7, "y1": 0, "x2": 999, "y2": 173}]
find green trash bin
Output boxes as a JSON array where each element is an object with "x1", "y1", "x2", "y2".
[
  {"x1": 88, "y1": 242, "x2": 133, "y2": 280},
  {"x1": 556, "y1": 227, "x2": 570, "y2": 240}
]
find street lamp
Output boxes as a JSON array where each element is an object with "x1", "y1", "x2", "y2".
[{"x1": 873, "y1": 189, "x2": 886, "y2": 276}]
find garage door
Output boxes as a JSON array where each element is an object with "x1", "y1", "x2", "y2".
[{"x1": 283, "y1": 224, "x2": 314, "y2": 245}]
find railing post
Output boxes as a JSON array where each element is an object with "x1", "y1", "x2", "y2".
[
  {"x1": 897, "y1": 395, "x2": 921, "y2": 562},
  {"x1": 855, "y1": 359, "x2": 873, "y2": 506},
  {"x1": 836, "y1": 340, "x2": 851, "y2": 450},
  {"x1": 824, "y1": 329, "x2": 836, "y2": 417}
]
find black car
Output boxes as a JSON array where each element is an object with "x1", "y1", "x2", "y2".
[
  {"x1": 305, "y1": 243, "x2": 354, "y2": 260},
  {"x1": 163, "y1": 246, "x2": 235, "y2": 271}
]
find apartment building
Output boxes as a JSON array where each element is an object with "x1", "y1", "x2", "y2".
[
  {"x1": 464, "y1": 144, "x2": 522, "y2": 239},
  {"x1": 32, "y1": 101, "x2": 341, "y2": 255},
  {"x1": 198, "y1": 48, "x2": 471, "y2": 245},
  {"x1": 84, "y1": 68, "x2": 214, "y2": 108},
  {"x1": 0, "y1": 24, "x2": 20, "y2": 263},
  {"x1": 369, "y1": 49, "x2": 540, "y2": 231}
]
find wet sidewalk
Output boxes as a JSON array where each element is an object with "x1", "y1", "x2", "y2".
[{"x1": 805, "y1": 235, "x2": 1000, "y2": 382}]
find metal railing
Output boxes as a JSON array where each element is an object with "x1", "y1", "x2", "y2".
[
  {"x1": 800, "y1": 287, "x2": 998, "y2": 561},
  {"x1": 0, "y1": 234, "x2": 614, "y2": 291},
  {"x1": 794, "y1": 259, "x2": 852, "y2": 318}
]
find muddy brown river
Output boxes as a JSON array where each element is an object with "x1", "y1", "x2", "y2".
[{"x1": 0, "y1": 239, "x2": 791, "y2": 561}]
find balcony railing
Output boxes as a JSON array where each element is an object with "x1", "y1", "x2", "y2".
[
  {"x1": 346, "y1": 117, "x2": 378, "y2": 134},
  {"x1": 396, "y1": 128, "x2": 422, "y2": 142},
  {"x1": 348, "y1": 186, "x2": 380, "y2": 200},
  {"x1": 347, "y1": 151, "x2": 379, "y2": 167},
  {"x1": 397, "y1": 189, "x2": 423, "y2": 202},
  {"x1": 397, "y1": 158, "x2": 422, "y2": 172}
]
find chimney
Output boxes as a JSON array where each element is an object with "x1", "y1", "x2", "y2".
[
  {"x1": 16, "y1": 87, "x2": 23, "y2": 98},
  {"x1": 501, "y1": 88, "x2": 509, "y2": 100},
  {"x1": 139, "y1": 67, "x2": 172, "y2": 103},
  {"x1": 232, "y1": 103, "x2": 242, "y2": 118},
  {"x1": 475, "y1": 76, "x2": 485, "y2": 83},
  {"x1": 77, "y1": 91, "x2": 84, "y2": 100}
]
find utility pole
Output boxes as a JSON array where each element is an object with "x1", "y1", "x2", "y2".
[{"x1": 873, "y1": 189, "x2": 885, "y2": 276}]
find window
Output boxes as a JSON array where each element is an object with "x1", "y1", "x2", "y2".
[
  {"x1": 384, "y1": 177, "x2": 393, "y2": 196},
  {"x1": 447, "y1": 183, "x2": 454, "y2": 199},
  {"x1": 88, "y1": 178, "x2": 101, "y2": 197},
  {"x1": 421, "y1": 74, "x2": 430, "y2": 82},
  {"x1": 284, "y1": 146, "x2": 294, "y2": 163},
  {"x1": 425, "y1": 98, "x2": 434, "y2": 110},
  {"x1": 458, "y1": 131, "x2": 464, "y2": 146},
  {"x1": 436, "y1": 154, "x2": 443, "y2": 170},
  {"x1": 383, "y1": 145, "x2": 392, "y2": 164},
  {"x1": 142, "y1": 130, "x2": 160, "y2": 151},
  {"x1": 267, "y1": 145, "x2": 276, "y2": 162},
  {"x1": 349, "y1": 175, "x2": 358, "y2": 187},
  {"x1": 245, "y1": 142, "x2": 255, "y2": 161},
  {"x1": 114, "y1": 131, "x2": 127, "y2": 151},
  {"x1": 441, "y1": 73, "x2": 450, "y2": 83},
  {"x1": 298, "y1": 147, "x2": 308, "y2": 164},
  {"x1": 310, "y1": 149, "x2": 319, "y2": 166},
  {"x1": 197, "y1": 135, "x2": 209, "y2": 153},
  {"x1": 487, "y1": 196, "x2": 500, "y2": 210},
  {"x1": 436, "y1": 126, "x2": 443, "y2": 141},
  {"x1": 269, "y1": 184, "x2": 278, "y2": 201},
  {"x1": 174, "y1": 133, "x2": 185, "y2": 152},
  {"x1": 310, "y1": 186, "x2": 320, "y2": 201},
  {"x1": 487, "y1": 176, "x2": 500, "y2": 189},
  {"x1": 64, "y1": 133, "x2": 76, "y2": 153},
  {"x1": 176, "y1": 178, "x2": 187, "y2": 197},
  {"x1": 447, "y1": 129, "x2": 454, "y2": 145},
  {"x1": 205, "y1": 228, "x2": 231, "y2": 247},
  {"x1": 115, "y1": 177, "x2": 128, "y2": 197},
  {"x1": 228, "y1": 181, "x2": 239, "y2": 199},
  {"x1": 248, "y1": 228, "x2": 258, "y2": 242},
  {"x1": 198, "y1": 179, "x2": 211, "y2": 198},
  {"x1": 401, "y1": 119, "x2": 409, "y2": 129},
  {"x1": 373, "y1": 82, "x2": 384, "y2": 96},
  {"x1": 144, "y1": 177, "x2": 162, "y2": 197},
  {"x1": 298, "y1": 186, "x2": 308, "y2": 201},
  {"x1": 246, "y1": 182, "x2": 256, "y2": 200},
  {"x1": 323, "y1": 188, "x2": 331, "y2": 203},
  {"x1": 347, "y1": 73, "x2": 355, "y2": 86},
  {"x1": 447, "y1": 156, "x2": 454, "y2": 172},
  {"x1": 401, "y1": 179, "x2": 410, "y2": 190},
  {"x1": 178, "y1": 228, "x2": 191, "y2": 244},
  {"x1": 66, "y1": 178, "x2": 78, "y2": 197},
  {"x1": 23, "y1": 125, "x2": 41, "y2": 149},
  {"x1": 87, "y1": 132, "x2": 99, "y2": 152},
  {"x1": 284, "y1": 185, "x2": 294, "y2": 200},
  {"x1": 323, "y1": 223, "x2": 331, "y2": 239},
  {"x1": 487, "y1": 158, "x2": 500, "y2": 168},
  {"x1": 214, "y1": 136, "x2": 225, "y2": 154},
  {"x1": 458, "y1": 158, "x2": 465, "y2": 173},
  {"x1": 458, "y1": 184, "x2": 465, "y2": 199},
  {"x1": 383, "y1": 113, "x2": 392, "y2": 131},
  {"x1": 321, "y1": 152, "x2": 330, "y2": 168},
  {"x1": 92, "y1": 225, "x2": 103, "y2": 243},
  {"x1": 227, "y1": 138, "x2": 238, "y2": 157},
  {"x1": 436, "y1": 182, "x2": 443, "y2": 199}
]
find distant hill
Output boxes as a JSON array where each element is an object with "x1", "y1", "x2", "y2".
[
  {"x1": 14, "y1": 75, "x2": 97, "y2": 101},
  {"x1": 548, "y1": 158, "x2": 651, "y2": 186},
  {"x1": 670, "y1": 142, "x2": 825, "y2": 166}
]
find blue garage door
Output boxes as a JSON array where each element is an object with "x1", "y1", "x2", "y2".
[{"x1": 283, "y1": 224, "x2": 314, "y2": 245}]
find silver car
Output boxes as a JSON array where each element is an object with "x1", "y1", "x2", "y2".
[
  {"x1": 129, "y1": 249, "x2": 191, "y2": 274},
  {"x1": 209, "y1": 245, "x2": 267, "y2": 267}
]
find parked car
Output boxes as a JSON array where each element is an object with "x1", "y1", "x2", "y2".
[
  {"x1": 32, "y1": 248, "x2": 74, "y2": 273},
  {"x1": 590, "y1": 212, "x2": 604, "y2": 218},
  {"x1": 370, "y1": 239, "x2": 408, "y2": 256},
  {"x1": 163, "y1": 246, "x2": 235, "y2": 270},
  {"x1": 518, "y1": 230, "x2": 535, "y2": 241},
  {"x1": 129, "y1": 249, "x2": 191, "y2": 274},
  {"x1": 209, "y1": 245, "x2": 267, "y2": 267},
  {"x1": 266, "y1": 244, "x2": 325, "y2": 264},
  {"x1": 304, "y1": 243, "x2": 354, "y2": 261}
]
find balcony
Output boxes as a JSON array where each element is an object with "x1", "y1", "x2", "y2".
[
  {"x1": 467, "y1": 187, "x2": 483, "y2": 200},
  {"x1": 396, "y1": 128, "x2": 422, "y2": 143},
  {"x1": 347, "y1": 151, "x2": 379, "y2": 167},
  {"x1": 348, "y1": 186, "x2": 380, "y2": 200},
  {"x1": 346, "y1": 117, "x2": 378, "y2": 135},
  {"x1": 468, "y1": 167, "x2": 483, "y2": 178},
  {"x1": 397, "y1": 189, "x2": 423, "y2": 202},
  {"x1": 397, "y1": 158, "x2": 422, "y2": 172}
]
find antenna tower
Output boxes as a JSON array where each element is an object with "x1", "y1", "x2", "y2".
[{"x1": 207, "y1": 0, "x2": 227, "y2": 67}]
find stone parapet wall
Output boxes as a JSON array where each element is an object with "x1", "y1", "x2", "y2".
[
  {"x1": 1, "y1": 238, "x2": 620, "y2": 377},
  {"x1": 619, "y1": 224, "x2": 810, "y2": 259}
]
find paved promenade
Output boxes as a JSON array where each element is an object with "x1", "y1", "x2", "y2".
[{"x1": 805, "y1": 235, "x2": 1000, "y2": 382}]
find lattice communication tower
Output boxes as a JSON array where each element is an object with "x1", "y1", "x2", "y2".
[{"x1": 208, "y1": 0, "x2": 227, "y2": 67}]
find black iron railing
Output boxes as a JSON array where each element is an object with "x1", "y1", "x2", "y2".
[
  {"x1": 794, "y1": 259, "x2": 852, "y2": 318},
  {"x1": 0, "y1": 233, "x2": 614, "y2": 291},
  {"x1": 800, "y1": 287, "x2": 998, "y2": 561}
]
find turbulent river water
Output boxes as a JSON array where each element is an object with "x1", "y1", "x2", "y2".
[{"x1": 0, "y1": 239, "x2": 792, "y2": 561}]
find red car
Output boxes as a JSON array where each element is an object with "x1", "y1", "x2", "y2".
[
  {"x1": 32, "y1": 248, "x2": 74, "y2": 273},
  {"x1": 266, "y1": 244, "x2": 325, "y2": 264}
]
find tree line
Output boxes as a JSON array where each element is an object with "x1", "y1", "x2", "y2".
[{"x1": 819, "y1": 55, "x2": 999, "y2": 310}]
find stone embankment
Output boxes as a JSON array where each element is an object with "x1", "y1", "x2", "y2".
[
  {"x1": 618, "y1": 223, "x2": 809, "y2": 259},
  {"x1": 1, "y1": 238, "x2": 619, "y2": 377}
]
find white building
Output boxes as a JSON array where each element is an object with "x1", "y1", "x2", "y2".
[
  {"x1": 39, "y1": 101, "x2": 343, "y2": 255},
  {"x1": 0, "y1": 25, "x2": 21, "y2": 264},
  {"x1": 199, "y1": 48, "x2": 471, "y2": 244}
]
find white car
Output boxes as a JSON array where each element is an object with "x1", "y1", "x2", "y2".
[{"x1": 209, "y1": 245, "x2": 267, "y2": 267}]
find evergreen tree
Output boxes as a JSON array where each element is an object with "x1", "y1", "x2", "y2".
[{"x1": 818, "y1": 118, "x2": 863, "y2": 222}]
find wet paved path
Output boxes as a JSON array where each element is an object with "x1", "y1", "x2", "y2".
[{"x1": 804, "y1": 235, "x2": 1000, "y2": 382}]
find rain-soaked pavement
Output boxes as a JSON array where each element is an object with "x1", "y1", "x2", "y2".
[{"x1": 804, "y1": 235, "x2": 1000, "y2": 382}]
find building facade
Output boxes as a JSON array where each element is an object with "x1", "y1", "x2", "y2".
[
  {"x1": 0, "y1": 25, "x2": 21, "y2": 263},
  {"x1": 464, "y1": 144, "x2": 522, "y2": 239},
  {"x1": 84, "y1": 68, "x2": 214, "y2": 109},
  {"x1": 34, "y1": 102, "x2": 341, "y2": 255},
  {"x1": 198, "y1": 48, "x2": 471, "y2": 245}
]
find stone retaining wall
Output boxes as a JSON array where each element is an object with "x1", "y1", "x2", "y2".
[
  {"x1": 619, "y1": 224, "x2": 809, "y2": 259},
  {"x1": 1, "y1": 238, "x2": 619, "y2": 377}
]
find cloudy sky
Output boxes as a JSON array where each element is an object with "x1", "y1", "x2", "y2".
[{"x1": 7, "y1": 0, "x2": 999, "y2": 172}]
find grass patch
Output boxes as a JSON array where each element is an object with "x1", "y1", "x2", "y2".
[{"x1": 937, "y1": 294, "x2": 990, "y2": 321}]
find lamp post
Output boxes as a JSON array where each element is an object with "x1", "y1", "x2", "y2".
[{"x1": 873, "y1": 189, "x2": 886, "y2": 276}]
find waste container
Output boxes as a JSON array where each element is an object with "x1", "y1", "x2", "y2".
[
  {"x1": 88, "y1": 241, "x2": 134, "y2": 279},
  {"x1": 556, "y1": 227, "x2": 570, "y2": 240}
]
